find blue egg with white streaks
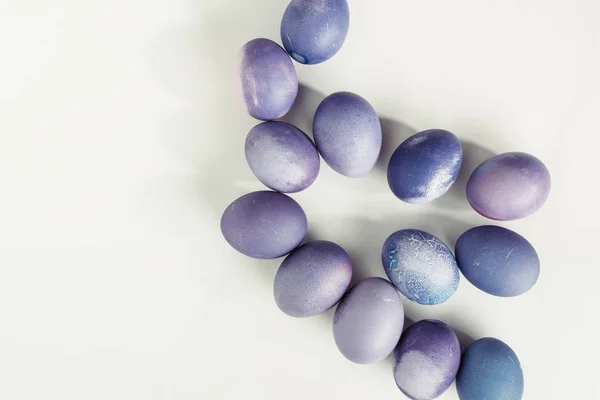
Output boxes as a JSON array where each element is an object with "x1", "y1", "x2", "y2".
[
  {"x1": 387, "y1": 129, "x2": 463, "y2": 204},
  {"x1": 455, "y1": 225, "x2": 540, "y2": 297}
]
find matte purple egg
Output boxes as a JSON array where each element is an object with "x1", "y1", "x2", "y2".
[
  {"x1": 237, "y1": 38, "x2": 298, "y2": 121},
  {"x1": 274, "y1": 241, "x2": 352, "y2": 317},
  {"x1": 333, "y1": 277, "x2": 404, "y2": 364},
  {"x1": 466, "y1": 152, "x2": 551, "y2": 220},
  {"x1": 220, "y1": 191, "x2": 307, "y2": 259}
]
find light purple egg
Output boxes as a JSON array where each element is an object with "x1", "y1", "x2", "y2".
[
  {"x1": 245, "y1": 122, "x2": 320, "y2": 193},
  {"x1": 466, "y1": 152, "x2": 551, "y2": 220},
  {"x1": 237, "y1": 38, "x2": 298, "y2": 121},
  {"x1": 333, "y1": 277, "x2": 404, "y2": 364},
  {"x1": 220, "y1": 191, "x2": 307, "y2": 259},
  {"x1": 274, "y1": 241, "x2": 352, "y2": 317},
  {"x1": 313, "y1": 92, "x2": 382, "y2": 177}
]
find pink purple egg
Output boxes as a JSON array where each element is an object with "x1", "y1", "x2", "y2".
[
  {"x1": 466, "y1": 152, "x2": 551, "y2": 220},
  {"x1": 220, "y1": 191, "x2": 307, "y2": 259},
  {"x1": 274, "y1": 241, "x2": 352, "y2": 317}
]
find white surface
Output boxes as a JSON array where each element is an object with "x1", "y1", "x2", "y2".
[{"x1": 0, "y1": 0, "x2": 599, "y2": 399}]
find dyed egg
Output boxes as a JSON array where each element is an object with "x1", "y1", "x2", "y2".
[
  {"x1": 237, "y1": 38, "x2": 298, "y2": 121},
  {"x1": 220, "y1": 191, "x2": 307, "y2": 259},
  {"x1": 382, "y1": 229, "x2": 459, "y2": 305},
  {"x1": 274, "y1": 241, "x2": 352, "y2": 317},
  {"x1": 333, "y1": 277, "x2": 404, "y2": 364},
  {"x1": 281, "y1": 0, "x2": 350, "y2": 64},
  {"x1": 457, "y1": 338, "x2": 524, "y2": 400},
  {"x1": 466, "y1": 152, "x2": 551, "y2": 220},
  {"x1": 245, "y1": 122, "x2": 320, "y2": 193},
  {"x1": 387, "y1": 129, "x2": 463, "y2": 204},
  {"x1": 455, "y1": 225, "x2": 540, "y2": 297},
  {"x1": 313, "y1": 92, "x2": 382, "y2": 177},
  {"x1": 393, "y1": 320, "x2": 461, "y2": 400}
]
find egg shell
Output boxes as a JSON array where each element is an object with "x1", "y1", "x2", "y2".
[
  {"x1": 387, "y1": 129, "x2": 463, "y2": 204},
  {"x1": 313, "y1": 92, "x2": 382, "y2": 177},
  {"x1": 237, "y1": 38, "x2": 298, "y2": 121},
  {"x1": 281, "y1": 0, "x2": 350, "y2": 64},
  {"x1": 455, "y1": 225, "x2": 540, "y2": 297},
  {"x1": 274, "y1": 241, "x2": 352, "y2": 317},
  {"x1": 466, "y1": 152, "x2": 551, "y2": 220},
  {"x1": 220, "y1": 191, "x2": 307, "y2": 259},
  {"x1": 382, "y1": 229, "x2": 459, "y2": 305},
  {"x1": 457, "y1": 337, "x2": 524, "y2": 400},
  {"x1": 333, "y1": 277, "x2": 404, "y2": 364},
  {"x1": 393, "y1": 319, "x2": 461, "y2": 400}
]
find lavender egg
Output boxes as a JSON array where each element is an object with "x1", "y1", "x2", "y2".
[
  {"x1": 313, "y1": 92, "x2": 382, "y2": 177},
  {"x1": 220, "y1": 191, "x2": 307, "y2": 259},
  {"x1": 382, "y1": 229, "x2": 459, "y2": 305},
  {"x1": 281, "y1": 0, "x2": 350, "y2": 64},
  {"x1": 387, "y1": 129, "x2": 463, "y2": 204},
  {"x1": 274, "y1": 241, "x2": 352, "y2": 317},
  {"x1": 393, "y1": 320, "x2": 461, "y2": 400},
  {"x1": 245, "y1": 122, "x2": 320, "y2": 193},
  {"x1": 237, "y1": 38, "x2": 298, "y2": 121},
  {"x1": 466, "y1": 152, "x2": 551, "y2": 220},
  {"x1": 456, "y1": 225, "x2": 540, "y2": 297},
  {"x1": 333, "y1": 277, "x2": 404, "y2": 364}
]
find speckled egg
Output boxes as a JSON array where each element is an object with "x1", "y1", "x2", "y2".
[
  {"x1": 333, "y1": 277, "x2": 404, "y2": 364},
  {"x1": 220, "y1": 191, "x2": 307, "y2": 259},
  {"x1": 274, "y1": 241, "x2": 352, "y2": 317},
  {"x1": 466, "y1": 152, "x2": 551, "y2": 220},
  {"x1": 237, "y1": 38, "x2": 298, "y2": 121},
  {"x1": 281, "y1": 0, "x2": 350, "y2": 64},
  {"x1": 387, "y1": 129, "x2": 463, "y2": 204},
  {"x1": 313, "y1": 92, "x2": 382, "y2": 177},
  {"x1": 382, "y1": 229, "x2": 459, "y2": 305},
  {"x1": 455, "y1": 225, "x2": 540, "y2": 297},
  {"x1": 457, "y1": 337, "x2": 524, "y2": 400},
  {"x1": 393, "y1": 320, "x2": 461, "y2": 400}
]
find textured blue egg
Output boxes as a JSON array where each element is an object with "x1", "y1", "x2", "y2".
[
  {"x1": 281, "y1": 0, "x2": 350, "y2": 64},
  {"x1": 387, "y1": 129, "x2": 463, "y2": 203},
  {"x1": 457, "y1": 337, "x2": 524, "y2": 400},
  {"x1": 455, "y1": 225, "x2": 540, "y2": 297}
]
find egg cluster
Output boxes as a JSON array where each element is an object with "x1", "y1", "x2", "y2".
[{"x1": 221, "y1": 1, "x2": 550, "y2": 399}]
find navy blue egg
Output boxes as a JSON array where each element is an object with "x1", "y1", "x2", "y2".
[
  {"x1": 455, "y1": 225, "x2": 540, "y2": 297},
  {"x1": 387, "y1": 129, "x2": 463, "y2": 204},
  {"x1": 457, "y1": 337, "x2": 524, "y2": 400}
]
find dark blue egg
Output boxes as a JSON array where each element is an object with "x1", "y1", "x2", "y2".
[{"x1": 455, "y1": 225, "x2": 540, "y2": 297}]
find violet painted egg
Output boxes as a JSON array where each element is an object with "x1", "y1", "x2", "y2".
[
  {"x1": 387, "y1": 129, "x2": 463, "y2": 204},
  {"x1": 237, "y1": 38, "x2": 298, "y2": 121},
  {"x1": 220, "y1": 191, "x2": 307, "y2": 259},
  {"x1": 333, "y1": 277, "x2": 404, "y2": 364},
  {"x1": 393, "y1": 320, "x2": 461, "y2": 400},
  {"x1": 274, "y1": 241, "x2": 352, "y2": 317},
  {"x1": 466, "y1": 152, "x2": 551, "y2": 220},
  {"x1": 455, "y1": 225, "x2": 540, "y2": 297},
  {"x1": 280, "y1": 0, "x2": 350, "y2": 64},
  {"x1": 457, "y1": 337, "x2": 524, "y2": 400},
  {"x1": 245, "y1": 122, "x2": 320, "y2": 193},
  {"x1": 313, "y1": 92, "x2": 382, "y2": 177}
]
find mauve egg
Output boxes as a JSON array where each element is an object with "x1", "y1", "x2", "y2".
[
  {"x1": 313, "y1": 92, "x2": 382, "y2": 177},
  {"x1": 466, "y1": 152, "x2": 551, "y2": 220},
  {"x1": 281, "y1": 0, "x2": 350, "y2": 64},
  {"x1": 274, "y1": 240, "x2": 352, "y2": 317},
  {"x1": 382, "y1": 229, "x2": 459, "y2": 305},
  {"x1": 393, "y1": 320, "x2": 461, "y2": 400},
  {"x1": 237, "y1": 38, "x2": 298, "y2": 121},
  {"x1": 333, "y1": 277, "x2": 404, "y2": 364},
  {"x1": 220, "y1": 191, "x2": 307, "y2": 259},
  {"x1": 387, "y1": 129, "x2": 463, "y2": 204},
  {"x1": 457, "y1": 337, "x2": 524, "y2": 400},
  {"x1": 455, "y1": 225, "x2": 540, "y2": 297}
]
